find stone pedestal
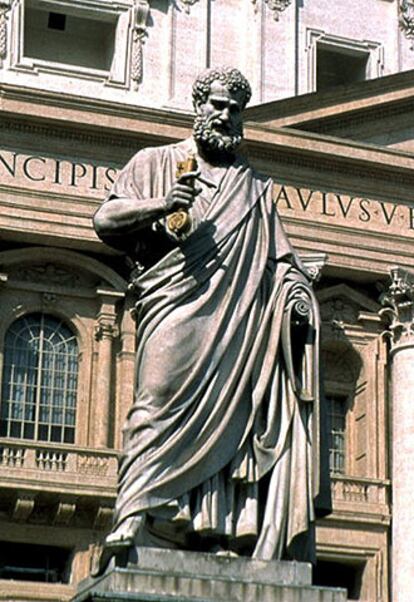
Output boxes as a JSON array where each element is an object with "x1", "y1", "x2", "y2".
[{"x1": 72, "y1": 548, "x2": 346, "y2": 602}]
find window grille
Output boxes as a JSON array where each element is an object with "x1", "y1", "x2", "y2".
[
  {"x1": 327, "y1": 395, "x2": 347, "y2": 474},
  {"x1": 0, "y1": 313, "x2": 78, "y2": 444}
]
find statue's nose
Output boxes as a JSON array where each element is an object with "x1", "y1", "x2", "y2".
[{"x1": 220, "y1": 107, "x2": 230, "y2": 121}]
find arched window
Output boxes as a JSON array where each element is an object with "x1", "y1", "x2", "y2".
[{"x1": 0, "y1": 313, "x2": 79, "y2": 444}]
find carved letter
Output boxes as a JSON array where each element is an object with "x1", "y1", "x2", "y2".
[
  {"x1": 409, "y1": 206, "x2": 414, "y2": 229},
  {"x1": 0, "y1": 151, "x2": 17, "y2": 176},
  {"x1": 379, "y1": 202, "x2": 398, "y2": 225},
  {"x1": 321, "y1": 192, "x2": 336, "y2": 217},
  {"x1": 335, "y1": 195, "x2": 355, "y2": 218},
  {"x1": 274, "y1": 185, "x2": 293, "y2": 209},
  {"x1": 54, "y1": 159, "x2": 63, "y2": 185},
  {"x1": 104, "y1": 167, "x2": 117, "y2": 191},
  {"x1": 358, "y1": 198, "x2": 371, "y2": 222},
  {"x1": 297, "y1": 189, "x2": 314, "y2": 211},
  {"x1": 70, "y1": 163, "x2": 87, "y2": 187},
  {"x1": 23, "y1": 156, "x2": 46, "y2": 182},
  {"x1": 91, "y1": 164, "x2": 99, "y2": 190}
]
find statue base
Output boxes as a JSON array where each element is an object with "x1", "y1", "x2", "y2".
[{"x1": 72, "y1": 547, "x2": 346, "y2": 602}]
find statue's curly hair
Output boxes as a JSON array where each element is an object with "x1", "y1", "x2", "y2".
[{"x1": 192, "y1": 66, "x2": 252, "y2": 110}]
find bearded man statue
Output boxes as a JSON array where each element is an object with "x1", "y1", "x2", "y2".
[{"x1": 93, "y1": 66, "x2": 330, "y2": 574}]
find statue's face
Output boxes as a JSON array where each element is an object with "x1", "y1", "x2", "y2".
[{"x1": 193, "y1": 80, "x2": 244, "y2": 155}]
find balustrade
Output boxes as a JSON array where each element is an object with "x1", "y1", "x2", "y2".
[{"x1": 0, "y1": 438, "x2": 118, "y2": 493}]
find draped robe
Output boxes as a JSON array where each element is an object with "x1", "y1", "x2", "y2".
[{"x1": 102, "y1": 138, "x2": 329, "y2": 562}]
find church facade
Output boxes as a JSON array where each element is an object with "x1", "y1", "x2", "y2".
[{"x1": 1, "y1": 1, "x2": 414, "y2": 600}]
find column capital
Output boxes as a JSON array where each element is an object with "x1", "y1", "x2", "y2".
[
  {"x1": 381, "y1": 266, "x2": 414, "y2": 352},
  {"x1": 95, "y1": 288, "x2": 124, "y2": 341},
  {"x1": 299, "y1": 252, "x2": 327, "y2": 282},
  {"x1": 94, "y1": 321, "x2": 119, "y2": 341}
]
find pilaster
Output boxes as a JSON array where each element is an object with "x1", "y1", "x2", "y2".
[
  {"x1": 94, "y1": 289, "x2": 124, "y2": 449},
  {"x1": 381, "y1": 266, "x2": 414, "y2": 602}
]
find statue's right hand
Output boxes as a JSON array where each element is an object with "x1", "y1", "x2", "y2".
[{"x1": 164, "y1": 172, "x2": 201, "y2": 212}]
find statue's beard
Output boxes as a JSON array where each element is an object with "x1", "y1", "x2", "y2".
[{"x1": 193, "y1": 115, "x2": 243, "y2": 155}]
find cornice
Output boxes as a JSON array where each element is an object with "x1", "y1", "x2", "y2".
[
  {"x1": 244, "y1": 69, "x2": 414, "y2": 130},
  {"x1": 0, "y1": 83, "x2": 193, "y2": 143},
  {"x1": 294, "y1": 103, "x2": 414, "y2": 138},
  {"x1": 0, "y1": 117, "x2": 142, "y2": 150},
  {"x1": 245, "y1": 125, "x2": 414, "y2": 188}
]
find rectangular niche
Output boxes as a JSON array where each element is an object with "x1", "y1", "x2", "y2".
[
  {"x1": 23, "y1": 0, "x2": 118, "y2": 72},
  {"x1": 317, "y1": 44, "x2": 369, "y2": 91},
  {"x1": 305, "y1": 29, "x2": 384, "y2": 94}
]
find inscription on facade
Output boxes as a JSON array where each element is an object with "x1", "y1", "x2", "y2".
[
  {"x1": 0, "y1": 149, "x2": 118, "y2": 196},
  {"x1": 274, "y1": 184, "x2": 414, "y2": 236},
  {"x1": 0, "y1": 151, "x2": 412, "y2": 238}
]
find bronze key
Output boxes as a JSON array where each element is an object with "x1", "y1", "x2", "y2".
[{"x1": 166, "y1": 155, "x2": 198, "y2": 235}]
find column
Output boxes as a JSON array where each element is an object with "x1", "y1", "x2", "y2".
[
  {"x1": 94, "y1": 289, "x2": 124, "y2": 449},
  {"x1": 382, "y1": 266, "x2": 414, "y2": 601}
]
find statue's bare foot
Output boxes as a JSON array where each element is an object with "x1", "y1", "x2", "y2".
[
  {"x1": 209, "y1": 544, "x2": 239, "y2": 557},
  {"x1": 91, "y1": 516, "x2": 142, "y2": 577},
  {"x1": 215, "y1": 549, "x2": 239, "y2": 557}
]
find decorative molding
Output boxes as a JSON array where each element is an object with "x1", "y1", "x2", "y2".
[
  {"x1": 132, "y1": 0, "x2": 151, "y2": 90},
  {"x1": 41, "y1": 291, "x2": 58, "y2": 306},
  {"x1": 318, "y1": 285, "x2": 380, "y2": 343},
  {"x1": 380, "y1": 266, "x2": 414, "y2": 352},
  {"x1": 265, "y1": 0, "x2": 291, "y2": 21},
  {"x1": 399, "y1": 0, "x2": 414, "y2": 49},
  {"x1": 251, "y1": 142, "x2": 414, "y2": 193},
  {"x1": 35, "y1": 449, "x2": 68, "y2": 471},
  {"x1": 95, "y1": 321, "x2": 119, "y2": 341},
  {"x1": 54, "y1": 501, "x2": 76, "y2": 526},
  {"x1": 0, "y1": 118, "x2": 142, "y2": 150},
  {"x1": 11, "y1": 0, "x2": 131, "y2": 88},
  {"x1": 320, "y1": 298, "x2": 360, "y2": 326},
  {"x1": 300, "y1": 252, "x2": 327, "y2": 282},
  {"x1": 252, "y1": 0, "x2": 291, "y2": 21},
  {"x1": 77, "y1": 453, "x2": 109, "y2": 476},
  {"x1": 0, "y1": 0, "x2": 11, "y2": 66},
  {"x1": 305, "y1": 28, "x2": 384, "y2": 94},
  {"x1": 13, "y1": 493, "x2": 36, "y2": 522},
  {"x1": 95, "y1": 288, "x2": 124, "y2": 340},
  {"x1": 13, "y1": 264, "x2": 82, "y2": 288},
  {"x1": 332, "y1": 476, "x2": 390, "y2": 506},
  {"x1": 0, "y1": 444, "x2": 25, "y2": 467},
  {"x1": 0, "y1": 248, "x2": 128, "y2": 293},
  {"x1": 94, "y1": 505, "x2": 114, "y2": 529},
  {"x1": 179, "y1": 0, "x2": 199, "y2": 14}
]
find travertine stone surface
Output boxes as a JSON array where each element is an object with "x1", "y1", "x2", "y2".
[
  {"x1": 73, "y1": 549, "x2": 346, "y2": 602},
  {"x1": 1, "y1": 0, "x2": 412, "y2": 109}
]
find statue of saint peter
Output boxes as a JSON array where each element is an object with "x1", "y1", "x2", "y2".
[{"x1": 93, "y1": 67, "x2": 330, "y2": 574}]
